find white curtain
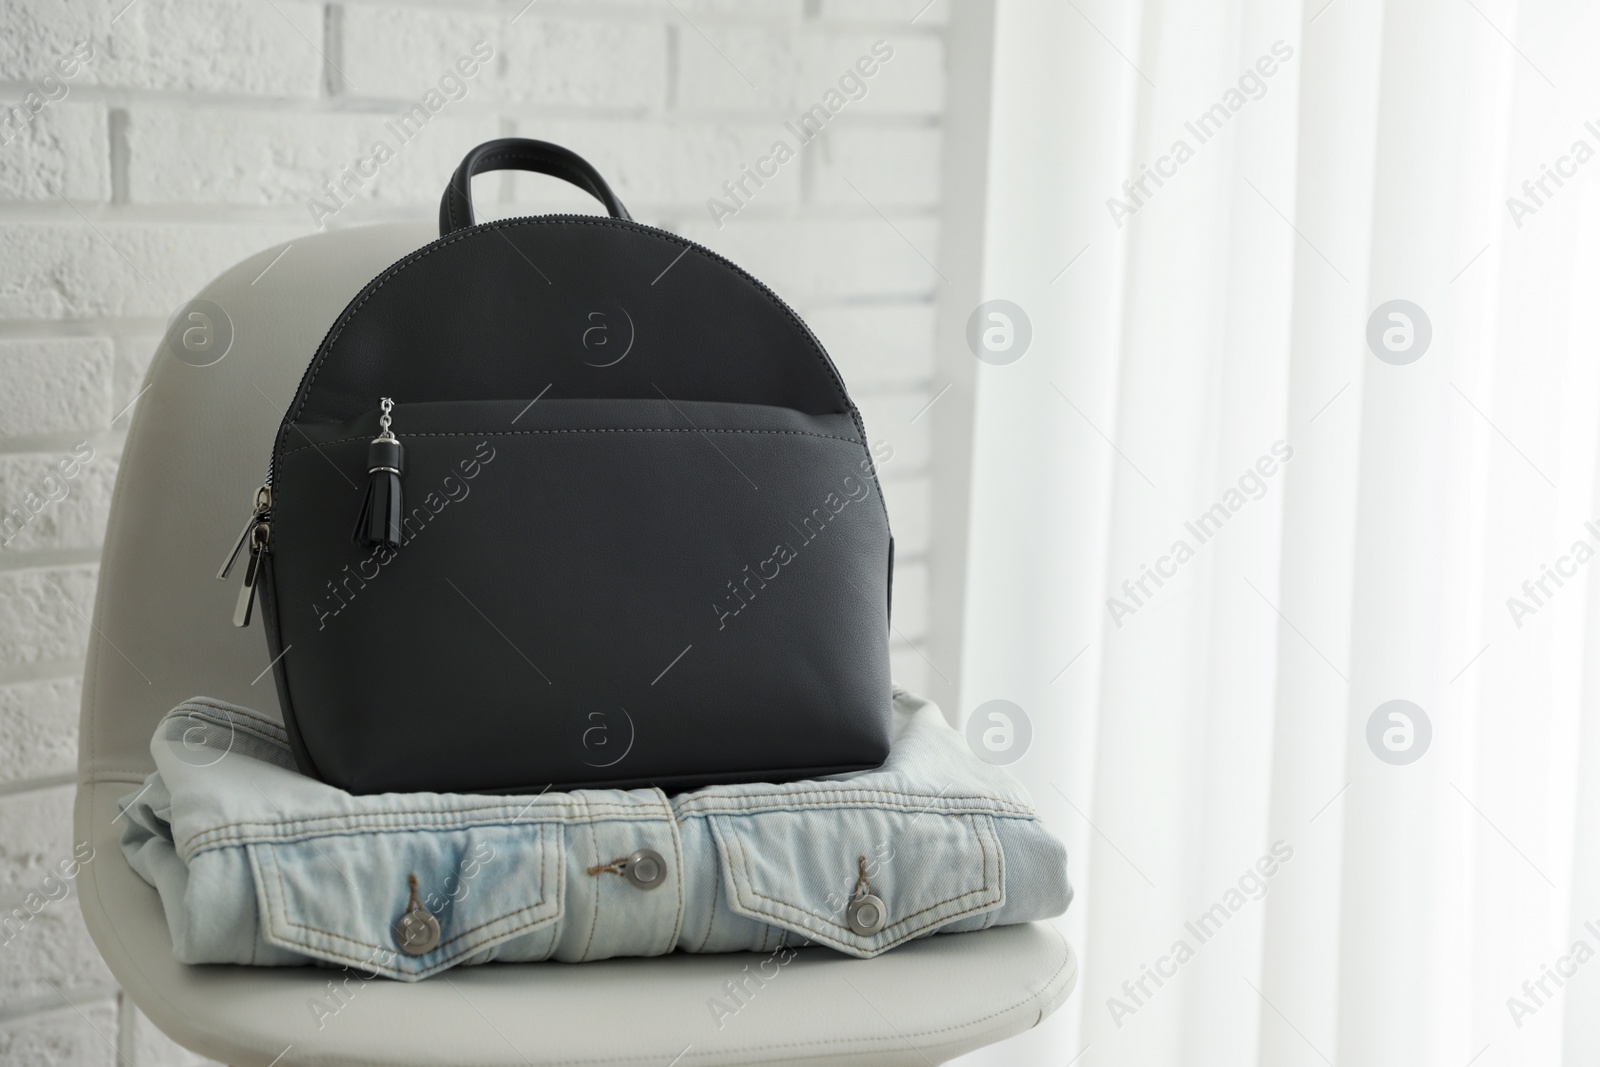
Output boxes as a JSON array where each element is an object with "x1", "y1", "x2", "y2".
[{"x1": 949, "y1": 0, "x2": 1600, "y2": 1064}]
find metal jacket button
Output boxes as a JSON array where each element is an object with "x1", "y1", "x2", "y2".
[
  {"x1": 396, "y1": 874, "x2": 441, "y2": 955},
  {"x1": 396, "y1": 904, "x2": 440, "y2": 955},
  {"x1": 624, "y1": 848, "x2": 666, "y2": 890},
  {"x1": 847, "y1": 893, "x2": 887, "y2": 936}
]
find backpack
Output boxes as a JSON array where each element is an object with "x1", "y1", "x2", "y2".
[{"x1": 223, "y1": 139, "x2": 895, "y2": 794}]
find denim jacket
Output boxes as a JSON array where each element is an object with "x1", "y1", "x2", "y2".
[{"x1": 120, "y1": 688, "x2": 1071, "y2": 982}]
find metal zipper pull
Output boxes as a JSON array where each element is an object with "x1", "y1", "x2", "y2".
[
  {"x1": 233, "y1": 521, "x2": 270, "y2": 628},
  {"x1": 219, "y1": 485, "x2": 272, "y2": 580}
]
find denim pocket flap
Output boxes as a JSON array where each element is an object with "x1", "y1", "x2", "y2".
[
  {"x1": 709, "y1": 806, "x2": 1004, "y2": 958},
  {"x1": 248, "y1": 821, "x2": 563, "y2": 980}
]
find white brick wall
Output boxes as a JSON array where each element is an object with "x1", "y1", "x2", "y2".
[
  {"x1": 0, "y1": 104, "x2": 112, "y2": 201},
  {"x1": 0, "y1": 3, "x2": 946, "y2": 1061}
]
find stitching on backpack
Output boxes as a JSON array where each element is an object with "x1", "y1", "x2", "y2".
[
  {"x1": 447, "y1": 148, "x2": 610, "y2": 230},
  {"x1": 278, "y1": 426, "x2": 867, "y2": 460}
]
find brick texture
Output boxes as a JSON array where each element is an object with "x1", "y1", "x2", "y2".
[
  {"x1": 0, "y1": 999, "x2": 119, "y2": 1067},
  {"x1": 0, "y1": 677, "x2": 83, "y2": 784},
  {"x1": 0, "y1": 339, "x2": 115, "y2": 438},
  {"x1": 0, "y1": 223, "x2": 304, "y2": 319},
  {"x1": 0, "y1": 566, "x2": 98, "y2": 674},
  {"x1": 676, "y1": 31, "x2": 943, "y2": 115},
  {"x1": 124, "y1": 107, "x2": 501, "y2": 210},
  {"x1": 0, "y1": 103, "x2": 111, "y2": 202},
  {"x1": 506, "y1": 117, "x2": 805, "y2": 210},
  {"x1": 0, "y1": 448, "x2": 118, "y2": 554},
  {"x1": 0, "y1": 0, "x2": 324, "y2": 96},
  {"x1": 0, "y1": 787, "x2": 114, "y2": 1007}
]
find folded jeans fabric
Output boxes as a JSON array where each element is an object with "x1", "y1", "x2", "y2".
[{"x1": 119, "y1": 688, "x2": 1072, "y2": 982}]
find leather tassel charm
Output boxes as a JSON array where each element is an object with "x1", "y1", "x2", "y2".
[{"x1": 353, "y1": 397, "x2": 405, "y2": 549}]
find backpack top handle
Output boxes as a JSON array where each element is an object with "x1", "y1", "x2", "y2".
[{"x1": 439, "y1": 138, "x2": 633, "y2": 235}]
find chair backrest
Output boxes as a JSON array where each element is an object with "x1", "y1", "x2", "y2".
[{"x1": 78, "y1": 222, "x2": 435, "y2": 784}]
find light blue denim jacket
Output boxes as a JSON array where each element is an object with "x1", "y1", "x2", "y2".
[{"x1": 120, "y1": 688, "x2": 1071, "y2": 982}]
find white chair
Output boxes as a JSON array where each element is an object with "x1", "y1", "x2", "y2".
[{"x1": 73, "y1": 221, "x2": 1077, "y2": 1066}]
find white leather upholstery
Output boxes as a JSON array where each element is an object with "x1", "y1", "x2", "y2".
[{"x1": 74, "y1": 221, "x2": 1076, "y2": 1066}]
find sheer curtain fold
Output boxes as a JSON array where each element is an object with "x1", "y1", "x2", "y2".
[{"x1": 952, "y1": 1, "x2": 1600, "y2": 1064}]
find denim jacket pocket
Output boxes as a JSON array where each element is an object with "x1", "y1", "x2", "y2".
[
  {"x1": 708, "y1": 803, "x2": 1005, "y2": 958},
  {"x1": 247, "y1": 820, "x2": 564, "y2": 980}
]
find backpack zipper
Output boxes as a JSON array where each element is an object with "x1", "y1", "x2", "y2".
[{"x1": 219, "y1": 484, "x2": 272, "y2": 627}]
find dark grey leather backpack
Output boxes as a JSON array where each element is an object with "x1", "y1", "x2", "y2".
[{"x1": 222, "y1": 139, "x2": 894, "y2": 795}]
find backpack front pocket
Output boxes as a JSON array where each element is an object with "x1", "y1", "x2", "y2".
[{"x1": 266, "y1": 398, "x2": 894, "y2": 795}]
